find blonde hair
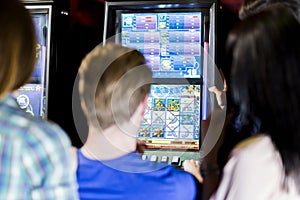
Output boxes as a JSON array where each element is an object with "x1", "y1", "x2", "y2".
[
  {"x1": 79, "y1": 43, "x2": 152, "y2": 129},
  {"x1": 0, "y1": 0, "x2": 37, "y2": 98}
]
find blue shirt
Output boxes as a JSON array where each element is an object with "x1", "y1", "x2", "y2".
[
  {"x1": 77, "y1": 149, "x2": 200, "y2": 200},
  {"x1": 0, "y1": 94, "x2": 78, "y2": 199}
]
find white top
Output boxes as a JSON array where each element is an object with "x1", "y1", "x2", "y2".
[{"x1": 211, "y1": 135, "x2": 300, "y2": 200}]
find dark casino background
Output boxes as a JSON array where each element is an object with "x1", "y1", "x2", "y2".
[{"x1": 23, "y1": 0, "x2": 242, "y2": 150}]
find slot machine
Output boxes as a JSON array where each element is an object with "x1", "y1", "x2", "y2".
[
  {"x1": 103, "y1": 0, "x2": 218, "y2": 167},
  {"x1": 18, "y1": 0, "x2": 54, "y2": 118}
]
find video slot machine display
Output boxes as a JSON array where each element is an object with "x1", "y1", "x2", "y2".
[
  {"x1": 121, "y1": 12, "x2": 202, "y2": 79},
  {"x1": 15, "y1": 13, "x2": 48, "y2": 118},
  {"x1": 139, "y1": 84, "x2": 201, "y2": 151},
  {"x1": 120, "y1": 11, "x2": 203, "y2": 165}
]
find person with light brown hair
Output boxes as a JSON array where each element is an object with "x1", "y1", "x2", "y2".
[
  {"x1": 0, "y1": 0, "x2": 78, "y2": 199},
  {"x1": 75, "y1": 43, "x2": 202, "y2": 200}
]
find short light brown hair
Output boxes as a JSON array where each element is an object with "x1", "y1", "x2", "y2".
[
  {"x1": 79, "y1": 43, "x2": 152, "y2": 129},
  {"x1": 0, "y1": 0, "x2": 37, "y2": 98}
]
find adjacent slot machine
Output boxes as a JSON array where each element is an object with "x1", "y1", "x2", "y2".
[{"x1": 19, "y1": 0, "x2": 53, "y2": 118}]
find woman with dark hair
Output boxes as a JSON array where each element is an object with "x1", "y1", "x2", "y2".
[
  {"x1": 239, "y1": 0, "x2": 300, "y2": 20},
  {"x1": 212, "y1": 4, "x2": 300, "y2": 199}
]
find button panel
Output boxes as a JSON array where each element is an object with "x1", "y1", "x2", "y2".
[{"x1": 141, "y1": 151, "x2": 199, "y2": 168}]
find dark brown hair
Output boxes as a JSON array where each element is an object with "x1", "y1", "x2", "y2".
[{"x1": 228, "y1": 5, "x2": 300, "y2": 189}]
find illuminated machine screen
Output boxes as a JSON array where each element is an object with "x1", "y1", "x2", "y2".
[
  {"x1": 15, "y1": 13, "x2": 48, "y2": 118},
  {"x1": 104, "y1": 0, "x2": 216, "y2": 161},
  {"x1": 119, "y1": 12, "x2": 202, "y2": 151},
  {"x1": 121, "y1": 12, "x2": 202, "y2": 79},
  {"x1": 138, "y1": 84, "x2": 201, "y2": 150}
]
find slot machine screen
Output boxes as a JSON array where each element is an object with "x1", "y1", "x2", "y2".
[
  {"x1": 119, "y1": 11, "x2": 202, "y2": 151},
  {"x1": 121, "y1": 12, "x2": 202, "y2": 79},
  {"x1": 139, "y1": 84, "x2": 201, "y2": 150}
]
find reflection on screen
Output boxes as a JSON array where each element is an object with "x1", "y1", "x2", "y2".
[
  {"x1": 121, "y1": 12, "x2": 202, "y2": 78},
  {"x1": 138, "y1": 84, "x2": 201, "y2": 150}
]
